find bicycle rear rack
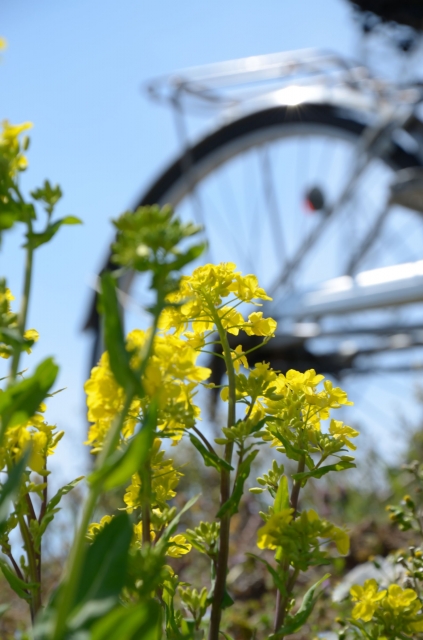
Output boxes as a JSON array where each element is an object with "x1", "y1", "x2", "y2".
[{"x1": 145, "y1": 48, "x2": 420, "y2": 115}]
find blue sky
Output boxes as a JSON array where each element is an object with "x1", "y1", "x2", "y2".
[{"x1": 2, "y1": 0, "x2": 416, "y2": 478}]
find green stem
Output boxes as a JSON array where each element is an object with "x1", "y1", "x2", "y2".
[
  {"x1": 51, "y1": 488, "x2": 99, "y2": 639},
  {"x1": 38, "y1": 457, "x2": 48, "y2": 523},
  {"x1": 10, "y1": 220, "x2": 34, "y2": 382},
  {"x1": 51, "y1": 390, "x2": 134, "y2": 640},
  {"x1": 273, "y1": 455, "x2": 305, "y2": 634},
  {"x1": 25, "y1": 493, "x2": 41, "y2": 585},
  {"x1": 205, "y1": 296, "x2": 237, "y2": 640},
  {"x1": 6, "y1": 551, "x2": 26, "y2": 584},
  {"x1": 141, "y1": 457, "x2": 152, "y2": 546},
  {"x1": 16, "y1": 510, "x2": 41, "y2": 621},
  {"x1": 52, "y1": 303, "x2": 163, "y2": 639}
]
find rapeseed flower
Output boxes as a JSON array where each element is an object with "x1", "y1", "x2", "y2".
[{"x1": 350, "y1": 579, "x2": 386, "y2": 622}]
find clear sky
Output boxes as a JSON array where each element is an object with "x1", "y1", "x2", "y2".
[{"x1": 1, "y1": 0, "x2": 420, "y2": 480}]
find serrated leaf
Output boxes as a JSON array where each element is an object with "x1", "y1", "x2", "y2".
[
  {"x1": 217, "y1": 450, "x2": 258, "y2": 518},
  {"x1": 88, "y1": 402, "x2": 156, "y2": 490},
  {"x1": 0, "y1": 557, "x2": 36, "y2": 602},
  {"x1": 35, "y1": 476, "x2": 84, "y2": 551},
  {"x1": 188, "y1": 433, "x2": 233, "y2": 472},
  {"x1": 292, "y1": 461, "x2": 356, "y2": 482},
  {"x1": 0, "y1": 357, "x2": 58, "y2": 441},
  {"x1": 271, "y1": 573, "x2": 330, "y2": 637},
  {"x1": 25, "y1": 217, "x2": 82, "y2": 249}
]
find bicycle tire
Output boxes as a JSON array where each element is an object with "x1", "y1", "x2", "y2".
[{"x1": 85, "y1": 101, "x2": 422, "y2": 372}]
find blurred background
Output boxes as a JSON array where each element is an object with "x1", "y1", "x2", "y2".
[{"x1": 1, "y1": 0, "x2": 423, "y2": 481}]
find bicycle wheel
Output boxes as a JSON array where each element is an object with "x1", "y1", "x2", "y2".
[{"x1": 87, "y1": 102, "x2": 423, "y2": 455}]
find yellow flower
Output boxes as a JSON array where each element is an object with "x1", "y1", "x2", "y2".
[
  {"x1": 350, "y1": 579, "x2": 386, "y2": 622},
  {"x1": 257, "y1": 508, "x2": 294, "y2": 550},
  {"x1": 231, "y1": 345, "x2": 249, "y2": 373},
  {"x1": 218, "y1": 306, "x2": 245, "y2": 335},
  {"x1": 304, "y1": 509, "x2": 349, "y2": 555},
  {"x1": 162, "y1": 263, "x2": 273, "y2": 338},
  {"x1": 228, "y1": 273, "x2": 272, "y2": 303},
  {"x1": 386, "y1": 584, "x2": 417, "y2": 610},
  {"x1": 323, "y1": 380, "x2": 353, "y2": 407},
  {"x1": 328, "y1": 523, "x2": 350, "y2": 555},
  {"x1": 123, "y1": 439, "x2": 182, "y2": 512},
  {"x1": 0, "y1": 401, "x2": 63, "y2": 474},
  {"x1": 0, "y1": 120, "x2": 33, "y2": 176},
  {"x1": 329, "y1": 420, "x2": 359, "y2": 451},
  {"x1": 86, "y1": 515, "x2": 114, "y2": 542},
  {"x1": 166, "y1": 534, "x2": 192, "y2": 558},
  {"x1": 244, "y1": 312, "x2": 277, "y2": 337},
  {"x1": 133, "y1": 521, "x2": 156, "y2": 544},
  {"x1": 0, "y1": 37, "x2": 7, "y2": 50},
  {"x1": 23, "y1": 328, "x2": 39, "y2": 342},
  {"x1": 286, "y1": 368, "x2": 324, "y2": 391},
  {"x1": 184, "y1": 331, "x2": 206, "y2": 350}
]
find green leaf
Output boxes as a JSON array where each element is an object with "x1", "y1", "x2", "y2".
[
  {"x1": 0, "y1": 557, "x2": 37, "y2": 602},
  {"x1": 0, "y1": 450, "x2": 31, "y2": 533},
  {"x1": 100, "y1": 272, "x2": 142, "y2": 394},
  {"x1": 42, "y1": 515, "x2": 133, "y2": 635},
  {"x1": 207, "y1": 578, "x2": 234, "y2": 611},
  {"x1": 0, "y1": 212, "x2": 19, "y2": 231},
  {"x1": 25, "y1": 217, "x2": 82, "y2": 249},
  {"x1": 274, "y1": 475, "x2": 289, "y2": 513},
  {"x1": 246, "y1": 553, "x2": 287, "y2": 596},
  {"x1": 216, "y1": 450, "x2": 259, "y2": 518},
  {"x1": 221, "y1": 589, "x2": 235, "y2": 609},
  {"x1": 90, "y1": 600, "x2": 161, "y2": 640},
  {"x1": 188, "y1": 433, "x2": 233, "y2": 472},
  {"x1": 292, "y1": 461, "x2": 356, "y2": 482},
  {"x1": 248, "y1": 417, "x2": 268, "y2": 435},
  {"x1": 275, "y1": 434, "x2": 314, "y2": 469},
  {"x1": 271, "y1": 573, "x2": 330, "y2": 638},
  {"x1": 158, "y1": 494, "x2": 200, "y2": 547},
  {"x1": 88, "y1": 402, "x2": 156, "y2": 490},
  {"x1": 34, "y1": 476, "x2": 84, "y2": 551},
  {"x1": 60, "y1": 216, "x2": 82, "y2": 225},
  {"x1": 0, "y1": 357, "x2": 58, "y2": 440},
  {"x1": 71, "y1": 512, "x2": 133, "y2": 618}
]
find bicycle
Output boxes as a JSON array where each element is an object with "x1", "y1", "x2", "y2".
[{"x1": 85, "y1": 45, "x2": 423, "y2": 448}]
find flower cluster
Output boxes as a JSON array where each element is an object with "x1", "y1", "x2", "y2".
[
  {"x1": 0, "y1": 281, "x2": 39, "y2": 359},
  {"x1": 0, "y1": 119, "x2": 32, "y2": 178},
  {"x1": 160, "y1": 262, "x2": 276, "y2": 340},
  {"x1": 350, "y1": 579, "x2": 423, "y2": 636},
  {"x1": 87, "y1": 438, "x2": 192, "y2": 558},
  {"x1": 84, "y1": 261, "x2": 279, "y2": 584},
  {"x1": 0, "y1": 401, "x2": 63, "y2": 474},
  {"x1": 85, "y1": 328, "x2": 210, "y2": 451},
  {"x1": 257, "y1": 507, "x2": 349, "y2": 570}
]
